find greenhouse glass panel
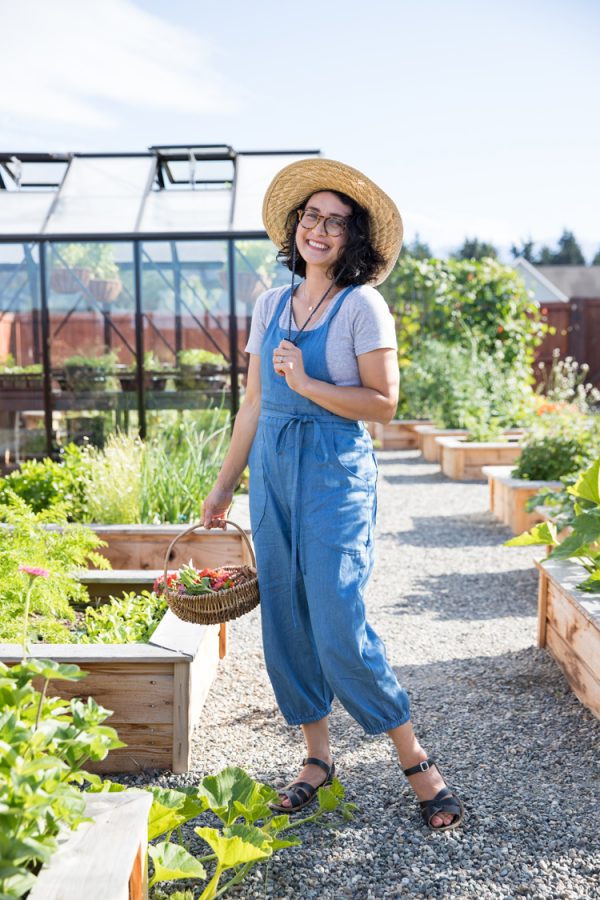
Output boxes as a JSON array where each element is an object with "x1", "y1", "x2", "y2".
[
  {"x1": 231, "y1": 153, "x2": 316, "y2": 232},
  {"x1": 139, "y1": 189, "x2": 231, "y2": 233},
  {"x1": 44, "y1": 157, "x2": 154, "y2": 234},
  {"x1": 0, "y1": 193, "x2": 54, "y2": 235},
  {"x1": 0, "y1": 243, "x2": 44, "y2": 462},
  {"x1": 48, "y1": 241, "x2": 135, "y2": 448},
  {"x1": 141, "y1": 240, "x2": 233, "y2": 417}
]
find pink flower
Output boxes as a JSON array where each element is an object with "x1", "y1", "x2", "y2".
[{"x1": 18, "y1": 565, "x2": 50, "y2": 578}]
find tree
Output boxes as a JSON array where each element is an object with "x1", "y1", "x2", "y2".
[
  {"x1": 591, "y1": 248, "x2": 600, "y2": 265},
  {"x1": 536, "y1": 229, "x2": 586, "y2": 265},
  {"x1": 452, "y1": 238, "x2": 498, "y2": 261},
  {"x1": 401, "y1": 233, "x2": 432, "y2": 259},
  {"x1": 511, "y1": 239, "x2": 536, "y2": 262}
]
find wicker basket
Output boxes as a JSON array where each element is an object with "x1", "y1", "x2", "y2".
[{"x1": 161, "y1": 519, "x2": 259, "y2": 624}]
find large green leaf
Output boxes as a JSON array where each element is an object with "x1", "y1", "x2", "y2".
[
  {"x1": 148, "y1": 841, "x2": 207, "y2": 887},
  {"x1": 573, "y1": 510, "x2": 600, "y2": 542},
  {"x1": 0, "y1": 867, "x2": 38, "y2": 899},
  {"x1": 576, "y1": 570, "x2": 600, "y2": 593},
  {"x1": 23, "y1": 659, "x2": 87, "y2": 682},
  {"x1": 194, "y1": 823, "x2": 273, "y2": 867},
  {"x1": 547, "y1": 533, "x2": 591, "y2": 561},
  {"x1": 569, "y1": 456, "x2": 600, "y2": 505},
  {"x1": 147, "y1": 787, "x2": 207, "y2": 840},
  {"x1": 198, "y1": 767, "x2": 277, "y2": 826},
  {"x1": 505, "y1": 521, "x2": 558, "y2": 547}
]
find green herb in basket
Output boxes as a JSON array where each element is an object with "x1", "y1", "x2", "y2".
[{"x1": 178, "y1": 562, "x2": 216, "y2": 595}]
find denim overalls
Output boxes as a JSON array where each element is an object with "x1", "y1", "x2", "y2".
[{"x1": 249, "y1": 286, "x2": 411, "y2": 734}]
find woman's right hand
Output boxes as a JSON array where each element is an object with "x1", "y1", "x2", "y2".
[{"x1": 201, "y1": 484, "x2": 233, "y2": 529}]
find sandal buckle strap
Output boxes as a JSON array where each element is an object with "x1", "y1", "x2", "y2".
[{"x1": 403, "y1": 758, "x2": 435, "y2": 777}]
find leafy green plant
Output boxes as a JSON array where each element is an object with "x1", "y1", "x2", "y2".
[
  {"x1": 0, "y1": 500, "x2": 109, "y2": 644},
  {"x1": 381, "y1": 256, "x2": 544, "y2": 370},
  {"x1": 512, "y1": 402, "x2": 600, "y2": 481},
  {"x1": 398, "y1": 336, "x2": 534, "y2": 437},
  {"x1": 0, "y1": 444, "x2": 91, "y2": 518},
  {"x1": 178, "y1": 349, "x2": 227, "y2": 369},
  {"x1": 0, "y1": 361, "x2": 42, "y2": 374},
  {"x1": 507, "y1": 455, "x2": 600, "y2": 592},
  {"x1": 64, "y1": 351, "x2": 119, "y2": 371},
  {"x1": 0, "y1": 658, "x2": 123, "y2": 898},
  {"x1": 141, "y1": 766, "x2": 357, "y2": 899},
  {"x1": 79, "y1": 590, "x2": 167, "y2": 644},
  {"x1": 513, "y1": 433, "x2": 597, "y2": 481}
]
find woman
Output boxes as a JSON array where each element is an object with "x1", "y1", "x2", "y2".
[{"x1": 202, "y1": 159, "x2": 464, "y2": 831}]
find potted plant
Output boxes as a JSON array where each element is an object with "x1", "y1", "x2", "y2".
[
  {"x1": 87, "y1": 244, "x2": 122, "y2": 303},
  {"x1": 50, "y1": 243, "x2": 93, "y2": 294},
  {"x1": 63, "y1": 351, "x2": 118, "y2": 392},
  {"x1": 176, "y1": 348, "x2": 228, "y2": 390},
  {"x1": 0, "y1": 355, "x2": 43, "y2": 391},
  {"x1": 116, "y1": 351, "x2": 169, "y2": 392}
]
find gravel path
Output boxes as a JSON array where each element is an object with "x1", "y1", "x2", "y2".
[{"x1": 151, "y1": 450, "x2": 600, "y2": 899}]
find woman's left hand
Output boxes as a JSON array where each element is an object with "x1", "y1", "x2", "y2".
[{"x1": 273, "y1": 340, "x2": 309, "y2": 393}]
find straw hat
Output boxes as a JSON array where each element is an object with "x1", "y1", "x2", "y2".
[{"x1": 262, "y1": 158, "x2": 403, "y2": 285}]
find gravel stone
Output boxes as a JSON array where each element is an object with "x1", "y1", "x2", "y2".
[{"x1": 126, "y1": 450, "x2": 600, "y2": 899}]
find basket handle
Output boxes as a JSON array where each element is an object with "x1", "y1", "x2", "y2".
[{"x1": 162, "y1": 518, "x2": 256, "y2": 589}]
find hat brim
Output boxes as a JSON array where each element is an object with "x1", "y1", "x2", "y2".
[{"x1": 262, "y1": 158, "x2": 403, "y2": 286}]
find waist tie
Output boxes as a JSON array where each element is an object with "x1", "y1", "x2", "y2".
[{"x1": 275, "y1": 415, "x2": 329, "y2": 628}]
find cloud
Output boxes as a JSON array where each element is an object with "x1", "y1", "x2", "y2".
[{"x1": 0, "y1": 0, "x2": 238, "y2": 132}]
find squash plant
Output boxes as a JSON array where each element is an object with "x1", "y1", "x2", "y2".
[{"x1": 506, "y1": 455, "x2": 600, "y2": 592}]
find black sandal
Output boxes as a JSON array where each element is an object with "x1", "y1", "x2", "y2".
[
  {"x1": 403, "y1": 758, "x2": 464, "y2": 832},
  {"x1": 269, "y1": 757, "x2": 335, "y2": 814}
]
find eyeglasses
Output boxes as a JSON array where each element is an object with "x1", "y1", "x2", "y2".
[{"x1": 297, "y1": 208, "x2": 350, "y2": 237}]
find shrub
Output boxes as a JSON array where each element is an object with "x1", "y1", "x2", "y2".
[
  {"x1": 0, "y1": 444, "x2": 91, "y2": 518},
  {"x1": 381, "y1": 256, "x2": 544, "y2": 370},
  {"x1": 399, "y1": 337, "x2": 535, "y2": 438},
  {"x1": 513, "y1": 434, "x2": 596, "y2": 481}
]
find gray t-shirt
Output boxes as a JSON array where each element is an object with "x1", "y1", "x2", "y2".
[{"x1": 245, "y1": 284, "x2": 397, "y2": 387}]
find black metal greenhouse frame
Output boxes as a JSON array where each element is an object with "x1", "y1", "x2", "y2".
[{"x1": 0, "y1": 146, "x2": 319, "y2": 457}]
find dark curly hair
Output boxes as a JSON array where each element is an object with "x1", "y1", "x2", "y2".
[{"x1": 276, "y1": 190, "x2": 385, "y2": 286}]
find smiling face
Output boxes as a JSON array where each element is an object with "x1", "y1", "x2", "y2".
[{"x1": 295, "y1": 191, "x2": 352, "y2": 276}]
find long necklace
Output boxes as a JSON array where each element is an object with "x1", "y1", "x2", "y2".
[{"x1": 286, "y1": 281, "x2": 335, "y2": 345}]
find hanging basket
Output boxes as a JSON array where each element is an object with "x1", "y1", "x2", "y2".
[{"x1": 161, "y1": 519, "x2": 259, "y2": 625}]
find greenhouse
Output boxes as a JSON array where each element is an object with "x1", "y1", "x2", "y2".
[{"x1": 0, "y1": 145, "x2": 318, "y2": 461}]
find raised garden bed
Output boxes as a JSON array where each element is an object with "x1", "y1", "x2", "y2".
[
  {"x1": 0, "y1": 611, "x2": 220, "y2": 774},
  {"x1": 370, "y1": 419, "x2": 432, "y2": 450},
  {"x1": 29, "y1": 791, "x2": 152, "y2": 900},
  {"x1": 413, "y1": 426, "x2": 469, "y2": 462},
  {"x1": 482, "y1": 465, "x2": 562, "y2": 534},
  {"x1": 437, "y1": 434, "x2": 523, "y2": 480},
  {"x1": 535, "y1": 557, "x2": 600, "y2": 719},
  {"x1": 89, "y1": 523, "x2": 253, "y2": 570}
]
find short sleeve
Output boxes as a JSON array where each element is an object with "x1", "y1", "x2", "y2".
[
  {"x1": 245, "y1": 289, "x2": 280, "y2": 355},
  {"x1": 350, "y1": 286, "x2": 397, "y2": 356}
]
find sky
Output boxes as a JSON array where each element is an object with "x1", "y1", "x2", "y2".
[{"x1": 1, "y1": 0, "x2": 599, "y2": 260}]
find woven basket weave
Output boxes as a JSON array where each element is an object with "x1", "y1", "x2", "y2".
[{"x1": 161, "y1": 519, "x2": 259, "y2": 625}]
